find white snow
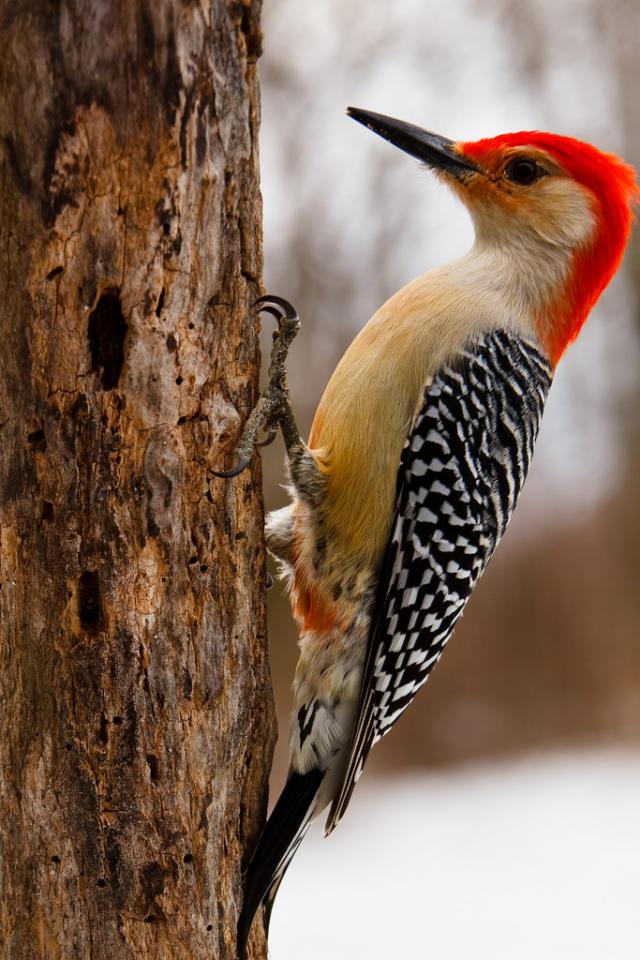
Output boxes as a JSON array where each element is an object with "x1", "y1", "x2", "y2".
[{"x1": 270, "y1": 749, "x2": 640, "y2": 960}]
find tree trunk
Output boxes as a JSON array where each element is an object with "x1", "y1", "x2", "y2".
[{"x1": 0, "y1": 3, "x2": 274, "y2": 958}]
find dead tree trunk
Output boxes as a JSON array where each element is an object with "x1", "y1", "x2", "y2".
[{"x1": 0, "y1": 2, "x2": 274, "y2": 958}]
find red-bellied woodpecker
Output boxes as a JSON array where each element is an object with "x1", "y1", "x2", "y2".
[{"x1": 222, "y1": 108, "x2": 638, "y2": 957}]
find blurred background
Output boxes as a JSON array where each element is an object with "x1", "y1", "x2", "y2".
[{"x1": 256, "y1": 0, "x2": 640, "y2": 956}]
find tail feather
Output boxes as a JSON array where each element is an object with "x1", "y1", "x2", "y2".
[{"x1": 237, "y1": 768, "x2": 325, "y2": 959}]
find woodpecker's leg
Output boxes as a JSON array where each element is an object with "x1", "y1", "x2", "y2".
[
  {"x1": 211, "y1": 297, "x2": 324, "y2": 508},
  {"x1": 255, "y1": 300, "x2": 326, "y2": 512},
  {"x1": 211, "y1": 296, "x2": 303, "y2": 479},
  {"x1": 257, "y1": 300, "x2": 325, "y2": 505}
]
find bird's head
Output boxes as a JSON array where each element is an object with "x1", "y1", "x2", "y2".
[{"x1": 348, "y1": 107, "x2": 638, "y2": 365}]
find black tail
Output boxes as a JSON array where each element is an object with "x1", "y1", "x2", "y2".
[{"x1": 237, "y1": 768, "x2": 325, "y2": 959}]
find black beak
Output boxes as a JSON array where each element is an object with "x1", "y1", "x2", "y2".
[{"x1": 347, "y1": 107, "x2": 480, "y2": 178}]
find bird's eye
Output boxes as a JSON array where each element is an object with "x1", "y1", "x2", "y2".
[{"x1": 504, "y1": 157, "x2": 542, "y2": 186}]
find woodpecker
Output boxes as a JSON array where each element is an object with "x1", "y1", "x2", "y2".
[{"x1": 224, "y1": 108, "x2": 637, "y2": 957}]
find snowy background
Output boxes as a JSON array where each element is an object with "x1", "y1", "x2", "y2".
[
  {"x1": 271, "y1": 750, "x2": 640, "y2": 960},
  {"x1": 255, "y1": 0, "x2": 640, "y2": 956}
]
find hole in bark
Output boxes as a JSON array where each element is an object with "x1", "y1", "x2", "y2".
[
  {"x1": 65, "y1": 742, "x2": 72, "y2": 751},
  {"x1": 144, "y1": 915, "x2": 156, "y2": 924},
  {"x1": 98, "y1": 714, "x2": 108, "y2": 745},
  {"x1": 51, "y1": 855, "x2": 61, "y2": 864},
  {"x1": 206, "y1": 924, "x2": 213, "y2": 932},
  {"x1": 78, "y1": 571, "x2": 102, "y2": 631},
  {"x1": 175, "y1": 376, "x2": 183, "y2": 385},
  {"x1": 46, "y1": 265, "x2": 64, "y2": 281},
  {"x1": 155, "y1": 288, "x2": 165, "y2": 317},
  {"x1": 188, "y1": 556, "x2": 198, "y2": 565},
  {"x1": 166, "y1": 333, "x2": 176, "y2": 352},
  {"x1": 183, "y1": 853, "x2": 193, "y2": 864},
  {"x1": 141, "y1": 861, "x2": 166, "y2": 906},
  {"x1": 112, "y1": 716, "x2": 123, "y2": 726},
  {"x1": 27, "y1": 428, "x2": 47, "y2": 452},
  {"x1": 88, "y1": 291, "x2": 128, "y2": 390},
  {"x1": 41, "y1": 501, "x2": 54, "y2": 522},
  {"x1": 200, "y1": 564, "x2": 207, "y2": 573},
  {"x1": 146, "y1": 754, "x2": 159, "y2": 782},
  {"x1": 97, "y1": 878, "x2": 106, "y2": 888}
]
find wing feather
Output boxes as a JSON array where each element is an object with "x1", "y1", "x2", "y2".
[{"x1": 326, "y1": 329, "x2": 552, "y2": 833}]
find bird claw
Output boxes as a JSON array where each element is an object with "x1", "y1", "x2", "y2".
[
  {"x1": 210, "y1": 457, "x2": 252, "y2": 480},
  {"x1": 210, "y1": 296, "x2": 301, "y2": 479},
  {"x1": 257, "y1": 429, "x2": 277, "y2": 448}
]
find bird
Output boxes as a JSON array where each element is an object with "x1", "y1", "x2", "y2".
[{"x1": 229, "y1": 108, "x2": 638, "y2": 957}]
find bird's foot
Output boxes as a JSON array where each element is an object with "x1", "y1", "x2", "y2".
[{"x1": 211, "y1": 296, "x2": 302, "y2": 479}]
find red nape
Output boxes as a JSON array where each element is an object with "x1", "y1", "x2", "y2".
[{"x1": 461, "y1": 132, "x2": 639, "y2": 364}]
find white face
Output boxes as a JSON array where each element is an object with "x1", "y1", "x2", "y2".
[
  {"x1": 453, "y1": 148, "x2": 597, "y2": 252},
  {"x1": 471, "y1": 177, "x2": 597, "y2": 254},
  {"x1": 437, "y1": 150, "x2": 598, "y2": 325}
]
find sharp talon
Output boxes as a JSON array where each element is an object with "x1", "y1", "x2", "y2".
[
  {"x1": 266, "y1": 571, "x2": 274, "y2": 590},
  {"x1": 257, "y1": 430, "x2": 277, "y2": 448},
  {"x1": 253, "y1": 295, "x2": 298, "y2": 321},
  {"x1": 210, "y1": 457, "x2": 251, "y2": 479},
  {"x1": 214, "y1": 296, "x2": 302, "y2": 482},
  {"x1": 259, "y1": 304, "x2": 284, "y2": 322}
]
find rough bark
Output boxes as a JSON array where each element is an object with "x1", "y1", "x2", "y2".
[{"x1": 0, "y1": 2, "x2": 274, "y2": 958}]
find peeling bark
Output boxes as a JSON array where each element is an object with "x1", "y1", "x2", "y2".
[{"x1": 0, "y1": 2, "x2": 274, "y2": 958}]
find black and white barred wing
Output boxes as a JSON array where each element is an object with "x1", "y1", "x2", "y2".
[{"x1": 326, "y1": 329, "x2": 552, "y2": 833}]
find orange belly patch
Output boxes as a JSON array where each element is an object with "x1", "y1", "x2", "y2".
[{"x1": 293, "y1": 578, "x2": 338, "y2": 634}]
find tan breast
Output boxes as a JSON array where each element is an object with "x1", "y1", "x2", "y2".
[{"x1": 306, "y1": 261, "x2": 536, "y2": 575}]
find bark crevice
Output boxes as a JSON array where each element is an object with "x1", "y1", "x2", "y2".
[{"x1": 0, "y1": 2, "x2": 273, "y2": 958}]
